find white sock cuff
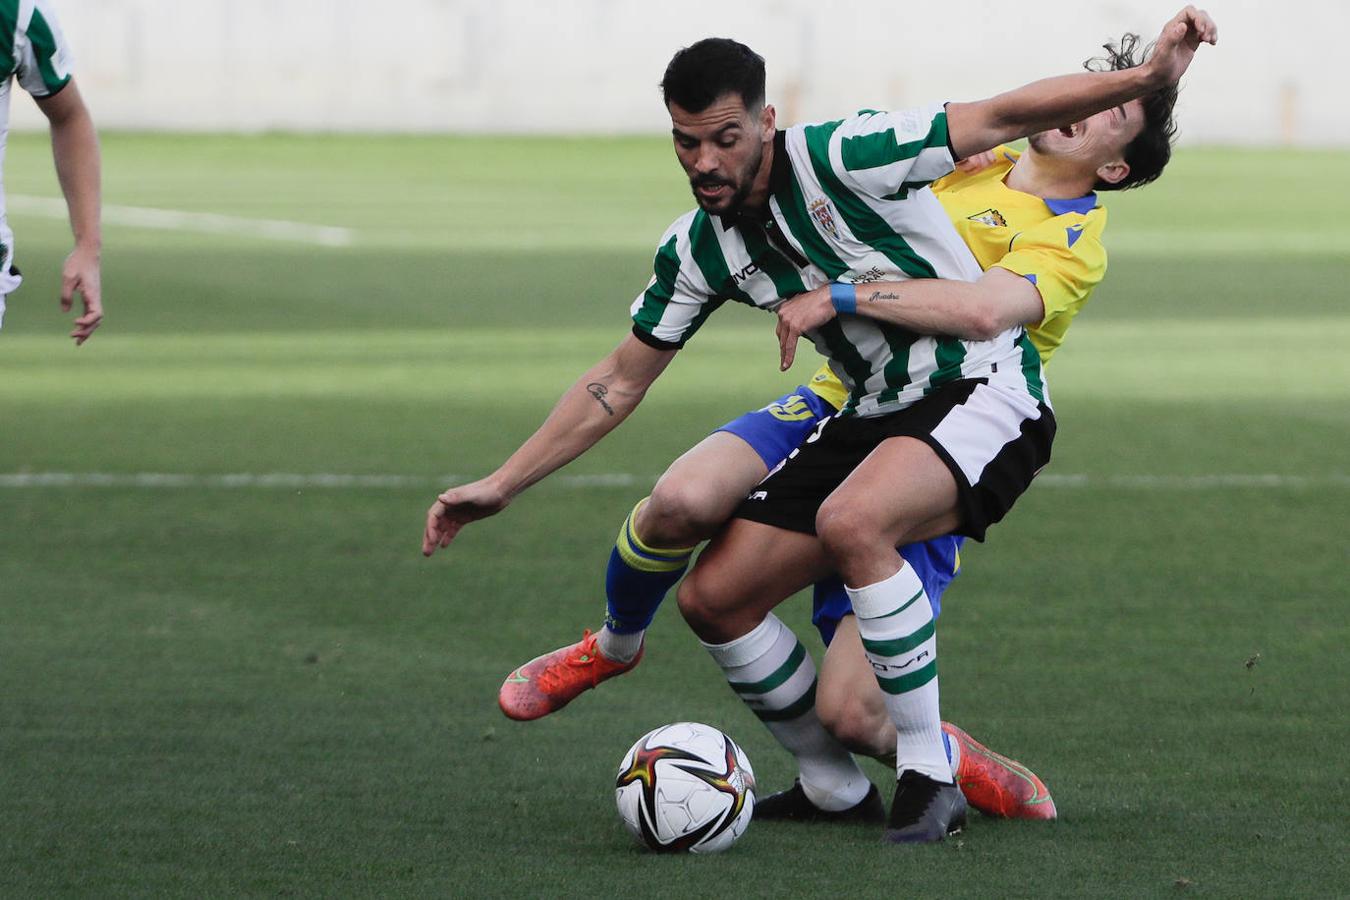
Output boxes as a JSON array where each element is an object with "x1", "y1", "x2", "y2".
[
  {"x1": 596, "y1": 626, "x2": 644, "y2": 663},
  {"x1": 700, "y1": 613, "x2": 787, "y2": 668},
  {"x1": 845, "y1": 565, "x2": 925, "y2": 620}
]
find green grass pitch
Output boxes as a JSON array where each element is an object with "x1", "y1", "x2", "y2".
[{"x1": 1, "y1": 133, "x2": 1348, "y2": 897}]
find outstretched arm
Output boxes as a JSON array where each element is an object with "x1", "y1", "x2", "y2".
[
  {"x1": 422, "y1": 333, "x2": 677, "y2": 556},
  {"x1": 945, "y1": 6, "x2": 1217, "y2": 160},
  {"x1": 35, "y1": 80, "x2": 103, "y2": 345},
  {"x1": 775, "y1": 270, "x2": 1043, "y2": 370}
]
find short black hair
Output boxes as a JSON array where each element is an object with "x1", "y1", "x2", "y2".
[
  {"x1": 661, "y1": 38, "x2": 765, "y2": 113},
  {"x1": 1085, "y1": 33, "x2": 1179, "y2": 192}
]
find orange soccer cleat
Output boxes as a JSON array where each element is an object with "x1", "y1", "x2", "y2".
[
  {"x1": 942, "y1": 721, "x2": 1057, "y2": 820},
  {"x1": 498, "y1": 630, "x2": 643, "y2": 721}
]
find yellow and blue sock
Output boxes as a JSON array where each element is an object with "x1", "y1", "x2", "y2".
[{"x1": 596, "y1": 498, "x2": 695, "y2": 663}]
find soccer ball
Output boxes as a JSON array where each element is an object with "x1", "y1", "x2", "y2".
[{"x1": 614, "y1": 722, "x2": 756, "y2": 854}]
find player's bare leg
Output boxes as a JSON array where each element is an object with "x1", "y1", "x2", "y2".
[
  {"x1": 818, "y1": 616, "x2": 1057, "y2": 820},
  {"x1": 637, "y1": 432, "x2": 770, "y2": 547},
  {"x1": 816, "y1": 616, "x2": 896, "y2": 759},
  {"x1": 678, "y1": 517, "x2": 831, "y2": 644},
  {"x1": 815, "y1": 436, "x2": 962, "y2": 585},
  {"x1": 498, "y1": 432, "x2": 769, "y2": 721},
  {"x1": 813, "y1": 435, "x2": 969, "y2": 843}
]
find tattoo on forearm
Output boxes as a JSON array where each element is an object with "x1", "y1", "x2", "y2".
[
  {"x1": 587, "y1": 382, "x2": 615, "y2": 416},
  {"x1": 866, "y1": 291, "x2": 900, "y2": 303}
]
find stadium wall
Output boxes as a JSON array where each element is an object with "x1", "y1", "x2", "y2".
[{"x1": 12, "y1": 0, "x2": 1346, "y2": 146}]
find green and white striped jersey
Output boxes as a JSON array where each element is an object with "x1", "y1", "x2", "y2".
[
  {"x1": 0, "y1": 0, "x2": 74, "y2": 289},
  {"x1": 0, "y1": 0, "x2": 70, "y2": 95},
  {"x1": 631, "y1": 103, "x2": 1048, "y2": 417}
]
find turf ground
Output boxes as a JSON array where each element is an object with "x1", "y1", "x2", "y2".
[{"x1": 1, "y1": 134, "x2": 1347, "y2": 897}]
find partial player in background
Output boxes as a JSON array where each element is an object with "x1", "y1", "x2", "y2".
[
  {"x1": 495, "y1": 30, "x2": 1187, "y2": 824},
  {"x1": 0, "y1": 0, "x2": 102, "y2": 344}
]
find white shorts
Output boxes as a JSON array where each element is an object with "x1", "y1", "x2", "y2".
[{"x1": 0, "y1": 242, "x2": 25, "y2": 331}]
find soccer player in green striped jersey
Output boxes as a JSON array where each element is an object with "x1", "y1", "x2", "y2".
[
  {"x1": 0, "y1": 0, "x2": 102, "y2": 343},
  {"x1": 424, "y1": 5, "x2": 1217, "y2": 844}
]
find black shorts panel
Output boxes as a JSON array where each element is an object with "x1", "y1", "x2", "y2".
[{"x1": 733, "y1": 378, "x2": 1055, "y2": 542}]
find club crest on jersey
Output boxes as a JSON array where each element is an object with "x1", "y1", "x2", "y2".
[
  {"x1": 968, "y1": 208, "x2": 1007, "y2": 227},
  {"x1": 809, "y1": 198, "x2": 841, "y2": 239}
]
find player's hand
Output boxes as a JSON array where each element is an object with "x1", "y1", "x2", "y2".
[
  {"x1": 422, "y1": 478, "x2": 511, "y2": 556},
  {"x1": 61, "y1": 243, "x2": 103, "y2": 345},
  {"x1": 775, "y1": 287, "x2": 836, "y2": 371},
  {"x1": 955, "y1": 150, "x2": 998, "y2": 173},
  {"x1": 1145, "y1": 6, "x2": 1218, "y2": 88}
]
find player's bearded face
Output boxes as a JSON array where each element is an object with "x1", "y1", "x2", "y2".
[
  {"x1": 669, "y1": 96, "x2": 771, "y2": 216},
  {"x1": 688, "y1": 140, "x2": 763, "y2": 215}
]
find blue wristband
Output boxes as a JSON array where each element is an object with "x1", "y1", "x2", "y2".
[{"x1": 829, "y1": 282, "x2": 857, "y2": 315}]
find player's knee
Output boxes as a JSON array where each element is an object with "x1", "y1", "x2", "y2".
[
  {"x1": 816, "y1": 501, "x2": 886, "y2": 570},
  {"x1": 676, "y1": 565, "x2": 741, "y2": 641},
  {"x1": 643, "y1": 478, "x2": 726, "y2": 547},
  {"x1": 675, "y1": 567, "x2": 716, "y2": 633}
]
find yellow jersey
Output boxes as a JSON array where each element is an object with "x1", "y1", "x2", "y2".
[{"x1": 806, "y1": 145, "x2": 1106, "y2": 407}]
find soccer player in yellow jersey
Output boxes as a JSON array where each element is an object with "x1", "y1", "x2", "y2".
[{"x1": 444, "y1": 15, "x2": 1215, "y2": 839}]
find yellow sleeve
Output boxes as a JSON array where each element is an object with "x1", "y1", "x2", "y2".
[
  {"x1": 930, "y1": 170, "x2": 960, "y2": 194},
  {"x1": 804, "y1": 363, "x2": 849, "y2": 411},
  {"x1": 994, "y1": 207, "x2": 1107, "y2": 364}
]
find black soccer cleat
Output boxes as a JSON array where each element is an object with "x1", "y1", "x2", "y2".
[
  {"x1": 753, "y1": 779, "x2": 885, "y2": 824},
  {"x1": 883, "y1": 769, "x2": 968, "y2": 844}
]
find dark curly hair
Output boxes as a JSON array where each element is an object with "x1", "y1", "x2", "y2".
[
  {"x1": 1085, "y1": 33, "x2": 1179, "y2": 191},
  {"x1": 661, "y1": 38, "x2": 765, "y2": 113}
]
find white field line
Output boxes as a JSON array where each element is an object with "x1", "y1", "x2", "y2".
[
  {"x1": 0, "y1": 472, "x2": 1345, "y2": 490},
  {"x1": 8, "y1": 194, "x2": 355, "y2": 248}
]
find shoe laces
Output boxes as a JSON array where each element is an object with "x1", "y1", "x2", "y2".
[
  {"x1": 536, "y1": 630, "x2": 601, "y2": 692},
  {"x1": 566, "y1": 629, "x2": 600, "y2": 665}
]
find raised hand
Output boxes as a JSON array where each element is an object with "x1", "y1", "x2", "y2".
[{"x1": 1146, "y1": 6, "x2": 1218, "y2": 87}]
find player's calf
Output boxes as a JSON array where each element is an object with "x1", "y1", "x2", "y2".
[
  {"x1": 675, "y1": 563, "x2": 768, "y2": 645},
  {"x1": 676, "y1": 524, "x2": 827, "y2": 644},
  {"x1": 815, "y1": 646, "x2": 895, "y2": 760}
]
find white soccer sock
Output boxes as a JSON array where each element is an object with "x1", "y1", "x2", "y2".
[
  {"x1": 848, "y1": 566, "x2": 952, "y2": 784},
  {"x1": 702, "y1": 614, "x2": 871, "y2": 811},
  {"x1": 596, "y1": 626, "x2": 644, "y2": 663}
]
